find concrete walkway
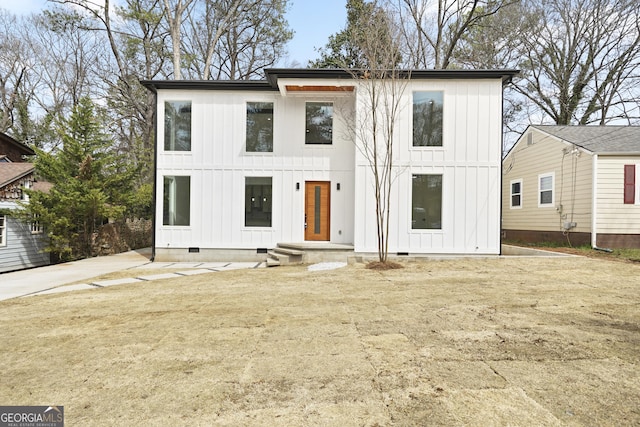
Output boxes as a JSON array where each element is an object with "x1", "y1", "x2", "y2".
[{"x1": 0, "y1": 248, "x2": 264, "y2": 301}]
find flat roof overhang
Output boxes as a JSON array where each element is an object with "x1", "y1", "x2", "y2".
[{"x1": 141, "y1": 68, "x2": 520, "y2": 94}]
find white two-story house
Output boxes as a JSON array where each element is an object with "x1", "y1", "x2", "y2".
[{"x1": 142, "y1": 68, "x2": 518, "y2": 262}]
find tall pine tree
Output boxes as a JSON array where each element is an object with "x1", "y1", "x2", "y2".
[{"x1": 24, "y1": 97, "x2": 134, "y2": 261}]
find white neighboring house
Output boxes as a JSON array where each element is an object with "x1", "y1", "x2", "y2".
[
  {"x1": 142, "y1": 68, "x2": 518, "y2": 262},
  {"x1": 502, "y1": 125, "x2": 640, "y2": 249}
]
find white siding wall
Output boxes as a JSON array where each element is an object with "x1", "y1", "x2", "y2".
[
  {"x1": 354, "y1": 79, "x2": 504, "y2": 254},
  {"x1": 502, "y1": 129, "x2": 593, "y2": 233},
  {"x1": 595, "y1": 155, "x2": 640, "y2": 233},
  {"x1": 155, "y1": 89, "x2": 356, "y2": 250}
]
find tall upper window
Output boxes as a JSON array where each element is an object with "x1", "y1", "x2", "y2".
[
  {"x1": 245, "y1": 177, "x2": 272, "y2": 227},
  {"x1": 246, "y1": 102, "x2": 273, "y2": 152},
  {"x1": 305, "y1": 102, "x2": 333, "y2": 145},
  {"x1": 0, "y1": 215, "x2": 6, "y2": 246},
  {"x1": 412, "y1": 174, "x2": 442, "y2": 230},
  {"x1": 413, "y1": 91, "x2": 443, "y2": 147},
  {"x1": 538, "y1": 173, "x2": 554, "y2": 207},
  {"x1": 163, "y1": 176, "x2": 191, "y2": 226},
  {"x1": 510, "y1": 179, "x2": 523, "y2": 209},
  {"x1": 164, "y1": 101, "x2": 192, "y2": 151}
]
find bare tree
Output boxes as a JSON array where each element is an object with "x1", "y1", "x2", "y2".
[
  {"x1": 160, "y1": 0, "x2": 194, "y2": 80},
  {"x1": 513, "y1": 0, "x2": 640, "y2": 125},
  {"x1": 390, "y1": 0, "x2": 516, "y2": 69},
  {"x1": 340, "y1": 2, "x2": 406, "y2": 264},
  {"x1": 0, "y1": 10, "x2": 31, "y2": 133}
]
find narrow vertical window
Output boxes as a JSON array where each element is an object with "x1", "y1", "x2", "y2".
[
  {"x1": 305, "y1": 102, "x2": 333, "y2": 144},
  {"x1": 245, "y1": 177, "x2": 272, "y2": 227},
  {"x1": 246, "y1": 102, "x2": 273, "y2": 152},
  {"x1": 31, "y1": 214, "x2": 43, "y2": 234},
  {"x1": 624, "y1": 164, "x2": 635, "y2": 204},
  {"x1": 412, "y1": 174, "x2": 443, "y2": 230},
  {"x1": 0, "y1": 215, "x2": 6, "y2": 246},
  {"x1": 510, "y1": 179, "x2": 523, "y2": 208},
  {"x1": 538, "y1": 173, "x2": 554, "y2": 207},
  {"x1": 164, "y1": 101, "x2": 192, "y2": 151},
  {"x1": 163, "y1": 176, "x2": 191, "y2": 226},
  {"x1": 413, "y1": 91, "x2": 443, "y2": 147}
]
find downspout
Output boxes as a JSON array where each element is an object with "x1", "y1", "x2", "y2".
[
  {"x1": 591, "y1": 154, "x2": 598, "y2": 249},
  {"x1": 150, "y1": 88, "x2": 158, "y2": 262},
  {"x1": 498, "y1": 76, "x2": 512, "y2": 256}
]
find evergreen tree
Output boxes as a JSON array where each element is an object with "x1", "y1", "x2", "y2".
[
  {"x1": 310, "y1": 0, "x2": 399, "y2": 69},
  {"x1": 24, "y1": 97, "x2": 135, "y2": 261}
]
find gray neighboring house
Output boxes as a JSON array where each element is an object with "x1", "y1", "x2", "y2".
[
  {"x1": 0, "y1": 133, "x2": 50, "y2": 273},
  {"x1": 502, "y1": 125, "x2": 640, "y2": 249}
]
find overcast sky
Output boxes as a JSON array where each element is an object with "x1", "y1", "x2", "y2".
[{"x1": 0, "y1": 0, "x2": 347, "y2": 66}]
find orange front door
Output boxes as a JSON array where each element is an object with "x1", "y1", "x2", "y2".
[{"x1": 305, "y1": 181, "x2": 331, "y2": 241}]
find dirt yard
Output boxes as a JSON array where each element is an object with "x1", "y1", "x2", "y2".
[{"x1": 1, "y1": 256, "x2": 638, "y2": 426}]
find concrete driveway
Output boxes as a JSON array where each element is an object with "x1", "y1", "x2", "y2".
[{"x1": 0, "y1": 248, "x2": 264, "y2": 301}]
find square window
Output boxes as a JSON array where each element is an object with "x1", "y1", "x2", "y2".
[
  {"x1": 510, "y1": 179, "x2": 522, "y2": 208},
  {"x1": 412, "y1": 174, "x2": 442, "y2": 230},
  {"x1": 413, "y1": 91, "x2": 443, "y2": 147},
  {"x1": 305, "y1": 102, "x2": 333, "y2": 145},
  {"x1": 246, "y1": 102, "x2": 273, "y2": 152},
  {"x1": 163, "y1": 176, "x2": 191, "y2": 226},
  {"x1": 164, "y1": 101, "x2": 192, "y2": 151},
  {"x1": 245, "y1": 177, "x2": 272, "y2": 227},
  {"x1": 538, "y1": 173, "x2": 554, "y2": 207}
]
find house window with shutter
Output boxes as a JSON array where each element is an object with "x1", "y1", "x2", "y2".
[{"x1": 624, "y1": 164, "x2": 635, "y2": 204}]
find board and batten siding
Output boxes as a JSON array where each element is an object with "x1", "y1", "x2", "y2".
[
  {"x1": 155, "y1": 88, "x2": 356, "y2": 250},
  {"x1": 595, "y1": 155, "x2": 640, "y2": 234},
  {"x1": 0, "y1": 214, "x2": 49, "y2": 273},
  {"x1": 502, "y1": 129, "x2": 593, "y2": 233},
  {"x1": 354, "y1": 79, "x2": 503, "y2": 254}
]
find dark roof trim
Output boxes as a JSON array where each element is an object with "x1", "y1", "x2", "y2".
[
  {"x1": 141, "y1": 68, "x2": 520, "y2": 92},
  {"x1": 266, "y1": 68, "x2": 520, "y2": 86},
  {"x1": 140, "y1": 80, "x2": 275, "y2": 93},
  {"x1": 0, "y1": 132, "x2": 35, "y2": 156}
]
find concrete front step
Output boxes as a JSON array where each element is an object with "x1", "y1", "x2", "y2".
[
  {"x1": 266, "y1": 257, "x2": 281, "y2": 267},
  {"x1": 266, "y1": 246, "x2": 306, "y2": 267}
]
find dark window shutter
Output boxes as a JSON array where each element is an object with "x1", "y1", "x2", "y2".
[{"x1": 624, "y1": 165, "x2": 635, "y2": 204}]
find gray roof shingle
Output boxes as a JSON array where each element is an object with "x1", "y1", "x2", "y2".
[{"x1": 532, "y1": 125, "x2": 640, "y2": 154}]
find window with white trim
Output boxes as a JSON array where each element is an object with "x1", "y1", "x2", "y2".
[
  {"x1": 245, "y1": 177, "x2": 272, "y2": 227},
  {"x1": 246, "y1": 102, "x2": 273, "y2": 152},
  {"x1": 305, "y1": 102, "x2": 333, "y2": 145},
  {"x1": 0, "y1": 215, "x2": 6, "y2": 246},
  {"x1": 538, "y1": 172, "x2": 554, "y2": 207},
  {"x1": 510, "y1": 179, "x2": 523, "y2": 209},
  {"x1": 163, "y1": 176, "x2": 191, "y2": 226},
  {"x1": 31, "y1": 214, "x2": 43, "y2": 234},
  {"x1": 164, "y1": 101, "x2": 192, "y2": 151},
  {"x1": 411, "y1": 174, "x2": 443, "y2": 230}
]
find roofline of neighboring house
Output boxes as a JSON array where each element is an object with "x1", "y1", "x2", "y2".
[
  {"x1": 140, "y1": 68, "x2": 520, "y2": 93},
  {"x1": 518, "y1": 124, "x2": 640, "y2": 156},
  {"x1": 0, "y1": 165, "x2": 35, "y2": 189},
  {"x1": 0, "y1": 132, "x2": 35, "y2": 157}
]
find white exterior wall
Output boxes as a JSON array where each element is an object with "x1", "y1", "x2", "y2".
[
  {"x1": 353, "y1": 79, "x2": 504, "y2": 255},
  {"x1": 595, "y1": 155, "x2": 640, "y2": 233},
  {"x1": 155, "y1": 88, "x2": 356, "y2": 251}
]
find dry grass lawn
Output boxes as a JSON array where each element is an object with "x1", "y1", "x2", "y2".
[{"x1": 1, "y1": 256, "x2": 639, "y2": 426}]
